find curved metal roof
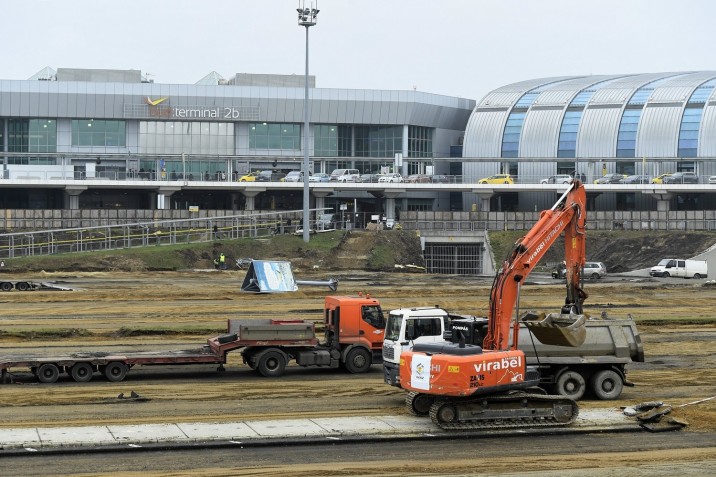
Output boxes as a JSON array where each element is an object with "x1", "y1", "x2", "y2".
[{"x1": 464, "y1": 71, "x2": 716, "y2": 160}]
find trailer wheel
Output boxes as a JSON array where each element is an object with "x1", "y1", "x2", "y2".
[
  {"x1": 0, "y1": 282, "x2": 12, "y2": 292},
  {"x1": 104, "y1": 361, "x2": 128, "y2": 382},
  {"x1": 15, "y1": 282, "x2": 29, "y2": 291},
  {"x1": 37, "y1": 363, "x2": 60, "y2": 383},
  {"x1": 554, "y1": 370, "x2": 586, "y2": 400},
  {"x1": 589, "y1": 369, "x2": 623, "y2": 400},
  {"x1": 256, "y1": 350, "x2": 286, "y2": 377},
  {"x1": 70, "y1": 362, "x2": 94, "y2": 383},
  {"x1": 344, "y1": 347, "x2": 371, "y2": 374}
]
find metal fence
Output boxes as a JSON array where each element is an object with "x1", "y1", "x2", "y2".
[{"x1": 0, "y1": 211, "x2": 308, "y2": 259}]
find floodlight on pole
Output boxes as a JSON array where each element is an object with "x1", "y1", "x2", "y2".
[{"x1": 297, "y1": 0, "x2": 318, "y2": 243}]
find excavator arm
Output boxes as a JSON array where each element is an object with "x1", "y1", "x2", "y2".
[{"x1": 483, "y1": 180, "x2": 587, "y2": 351}]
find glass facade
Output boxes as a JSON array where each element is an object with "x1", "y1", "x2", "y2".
[
  {"x1": 354, "y1": 125, "x2": 402, "y2": 157},
  {"x1": 557, "y1": 110, "x2": 581, "y2": 158},
  {"x1": 677, "y1": 78, "x2": 716, "y2": 157},
  {"x1": 408, "y1": 126, "x2": 433, "y2": 158},
  {"x1": 249, "y1": 123, "x2": 300, "y2": 151},
  {"x1": 314, "y1": 124, "x2": 351, "y2": 156},
  {"x1": 139, "y1": 121, "x2": 234, "y2": 155},
  {"x1": 501, "y1": 112, "x2": 525, "y2": 158},
  {"x1": 8, "y1": 119, "x2": 57, "y2": 153},
  {"x1": 616, "y1": 109, "x2": 642, "y2": 158},
  {"x1": 616, "y1": 74, "x2": 686, "y2": 158},
  {"x1": 72, "y1": 119, "x2": 126, "y2": 147}
]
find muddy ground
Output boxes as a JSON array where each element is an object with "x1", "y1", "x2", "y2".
[{"x1": 0, "y1": 269, "x2": 714, "y2": 475}]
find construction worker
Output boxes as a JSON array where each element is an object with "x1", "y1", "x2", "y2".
[{"x1": 219, "y1": 252, "x2": 226, "y2": 270}]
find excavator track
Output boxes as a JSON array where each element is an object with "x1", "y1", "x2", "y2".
[{"x1": 428, "y1": 392, "x2": 578, "y2": 431}]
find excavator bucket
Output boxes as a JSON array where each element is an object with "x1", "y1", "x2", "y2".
[{"x1": 522, "y1": 312, "x2": 587, "y2": 347}]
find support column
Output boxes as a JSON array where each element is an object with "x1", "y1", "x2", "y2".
[
  {"x1": 643, "y1": 191, "x2": 673, "y2": 212},
  {"x1": 240, "y1": 188, "x2": 265, "y2": 212},
  {"x1": 310, "y1": 189, "x2": 334, "y2": 213},
  {"x1": 64, "y1": 186, "x2": 87, "y2": 210},
  {"x1": 157, "y1": 187, "x2": 181, "y2": 210},
  {"x1": 381, "y1": 188, "x2": 405, "y2": 221},
  {"x1": 472, "y1": 189, "x2": 495, "y2": 212}
]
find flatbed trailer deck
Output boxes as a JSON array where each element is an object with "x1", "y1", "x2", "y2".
[{"x1": 0, "y1": 319, "x2": 324, "y2": 384}]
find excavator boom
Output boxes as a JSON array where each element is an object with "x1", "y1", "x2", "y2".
[{"x1": 484, "y1": 181, "x2": 587, "y2": 351}]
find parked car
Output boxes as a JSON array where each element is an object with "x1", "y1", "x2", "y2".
[
  {"x1": 663, "y1": 172, "x2": 699, "y2": 184},
  {"x1": 329, "y1": 168, "x2": 360, "y2": 182},
  {"x1": 431, "y1": 174, "x2": 450, "y2": 183},
  {"x1": 357, "y1": 173, "x2": 381, "y2": 183},
  {"x1": 238, "y1": 171, "x2": 259, "y2": 182},
  {"x1": 651, "y1": 173, "x2": 672, "y2": 184},
  {"x1": 316, "y1": 213, "x2": 337, "y2": 230},
  {"x1": 478, "y1": 174, "x2": 513, "y2": 184},
  {"x1": 256, "y1": 170, "x2": 286, "y2": 182},
  {"x1": 378, "y1": 173, "x2": 404, "y2": 183},
  {"x1": 552, "y1": 261, "x2": 607, "y2": 279},
  {"x1": 282, "y1": 171, "x2": 304, "y2": 182},
  {"x1": 594, "y1": 173, "x2": 626, "y2": 184},
  {"x1": 308, "y1": 172, "x2": 330, "y2": 183},
  {"x1": 709, "y1": 175, "x2": 716, "y2": 185},
  {"x1": 540, "y1": 174, "x2": 572, "y2": 184},
  {"x1": 620, "y1": 174, "x2": 651, "y2": 184},
  {"x1": 405, "y1": 174, "x2": 431, "y2": 183},
  {"x1": 583, "y1": 262, "x2": 607, "y2": 279}
]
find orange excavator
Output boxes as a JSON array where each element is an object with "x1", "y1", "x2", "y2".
[{"x1": 399, "y1": 180, "x2": 589, "y2": 430}]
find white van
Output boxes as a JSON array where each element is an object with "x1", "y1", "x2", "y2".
[
  {"x1": 650, "y1": 259, "x2": 708, "y2": 279},
  {"x1": 329, "y1": 169, "x2": 360, "y2": 183}
]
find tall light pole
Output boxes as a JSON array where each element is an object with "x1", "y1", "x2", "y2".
[{"x1": 297, "y1": 1, "x2": 318, "y2": 243}]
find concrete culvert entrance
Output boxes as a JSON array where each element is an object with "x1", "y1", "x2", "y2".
[{"x1": 424, "y1": 243, "x2": 485, "y2": 274}]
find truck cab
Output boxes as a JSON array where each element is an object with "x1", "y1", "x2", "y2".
[
  {"x1": 382, "y1": 307, "x2": 451, "y2": 386},
  {"x1": 324, "y1": 295, "x2": 386, "y2": 372}
]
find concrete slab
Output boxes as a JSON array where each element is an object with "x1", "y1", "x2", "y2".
[
  {"x1": 177, "y1": 421, "x2": 258, "y2": 440},
  {"x1": 311, "y1": 416, "x2": 397, "y2": 435},
  {"x1": 38, "y1": 426, "x2": 114, "y2": 446},
  {"x1": 108, "y1": 423, "x2": 187, "y2": 444},
  {"x1": 376, "y1": 415, "x2": 440, "y2": 434},
  {"x1": 0, "y1": 428, "x2": 40, "y2": 448},
  {"x1": 246, "y1": 418, "x2": 327, "y2": 437}
]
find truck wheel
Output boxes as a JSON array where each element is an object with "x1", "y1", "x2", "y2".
[
  {"x1": 406, "y1": 392, "x2": 434, "y2": 416},
  {"x1": 37, "y1": 363, "x2": 60, "y2": 383},
  {"x1": 257, "y1": 350, "x2": 286, "y2": 377},
  {"x1": 663, "y1": 272, "x2": 670, "y2": 278},
  {"x1": 15, "y1": 282, "x2": 29, "y2": 291},
  {"x1": 554, "y1": 370, "x2": 586, "y2": 400},
  {"x1": 70, "y1": 362, "x2": 94, "y2": 383},
  {"x1": 0, "y1": 282, "x2": 12, "y2": 292},
  {"x1": 589, "y1": 369, "x2": 623, "y2": 400},
  {"x1": 693, "y1": 273, "x2": 702, "y2": 279},
  {"x1": 104, "y1": 362, "x2": 128, "y2": 382},
  {"x1": 344, "y1": 347, "x2": 371, "y2": 374}
]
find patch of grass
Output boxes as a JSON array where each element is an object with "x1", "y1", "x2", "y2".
[
  {"x1": 0, "y1": 328, "x2": 91, "y2": 340},
  {"x1": 367, "y1": 244, "x2": 396, "y2": 270},
  {"x1": 113, "y1": 326, "x2": 223, "y2": 337}
]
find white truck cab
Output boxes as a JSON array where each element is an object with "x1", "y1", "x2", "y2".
[
  {"x1": 382, "y1": 306, "x2": 450, "y2": 386},
  {"x1": 650, "y1": 259, "x2": 708, "y2": 279}
]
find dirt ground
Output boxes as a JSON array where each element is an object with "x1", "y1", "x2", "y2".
[{"x1": 0, "y1": 270, "x2": 714, "y2": 475}]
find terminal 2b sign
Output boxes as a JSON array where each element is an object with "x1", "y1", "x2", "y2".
[{"x1": 123, "y1": 99, "x2": 260, "y2": 121}]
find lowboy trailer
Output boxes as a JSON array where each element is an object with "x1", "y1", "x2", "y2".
[{"x1": 0, "y1": 295, "x2": 387, "y2": 384}]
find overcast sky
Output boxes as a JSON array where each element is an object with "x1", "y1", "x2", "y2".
[{"x1": 4, "y1": 0, "x2": 715, "y2": 101}]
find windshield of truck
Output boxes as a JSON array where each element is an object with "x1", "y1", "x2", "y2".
[
  {"x1": 405, "y1": 317, "x2": 442, "y2": 341},
  {"x1": 361, "y1": 305, "x2": 386, "y2": 329},
  {"x1": 657, "y1": 259, "x2": 671, "y2": 266},
  {"x1": 385, "y1": 313, "x2": 403, "y2": 341}
]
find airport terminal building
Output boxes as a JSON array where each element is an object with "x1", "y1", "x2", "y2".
[
  {"x1": 0, "y1": 67, "x2": 472, "y2": 214},
  {"x1": 1, "y1": 67, "x2": 715, "y2": 220}
]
